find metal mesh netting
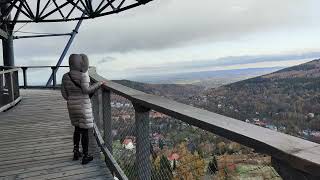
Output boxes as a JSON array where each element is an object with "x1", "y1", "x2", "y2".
[
  {"x1": 0, "y1": 69, "x2": 20, "y2": 107},
  {"x1": 109, "y1": 93, "x2": 137, "y2": 178},
  {"x1": 91, "y1": 90, "x2": 137, "y2": 178},
  {"x1": 147, "y1": 111, "x2": 281, "y2": 180},
  {"x1": 92, "y1": 90, "x2": 282, "y2": 180}
]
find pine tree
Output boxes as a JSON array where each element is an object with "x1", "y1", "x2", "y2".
[
  {"x1": 159, "y1": 139, "x2": 164, "y2": 150},
  {"x1": 208, "y1": 155, "x2": 218, "y2": 174},
  {"x1": 159, "y1": 155, "x2": 173, "y2": 180}
]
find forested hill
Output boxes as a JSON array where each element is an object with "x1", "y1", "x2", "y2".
[{"x1": 199, "y1": 59, "x2": 320, "y2": 140}]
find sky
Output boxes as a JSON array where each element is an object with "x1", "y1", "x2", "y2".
[{"x1": 2, "y1": 0, "x2": 320, "y2": 79}]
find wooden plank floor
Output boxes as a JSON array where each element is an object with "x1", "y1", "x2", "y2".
[{"x1": 0, "y1": 90, "x2": 114, "y2": 180}]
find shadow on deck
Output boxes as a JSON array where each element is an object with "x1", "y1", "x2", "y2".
[{"x1": 0, "y1": 90, "x2": 113, "y2": 180}]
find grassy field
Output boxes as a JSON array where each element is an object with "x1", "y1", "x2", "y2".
[{"x1": 236, "y1": 164, "x2": 281, "y2": 180}]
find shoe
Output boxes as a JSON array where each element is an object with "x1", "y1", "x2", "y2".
[
  {"x1": 82, "y1": 154, "x2": 93, "y2": 164},
  {"x1": 73, "y1": 150, "x2": 83, "y2": 161}
]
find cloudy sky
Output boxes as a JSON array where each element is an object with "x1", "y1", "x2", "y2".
[{"x1": 2, "y1": 0, "x2": 320, "y2": 79}]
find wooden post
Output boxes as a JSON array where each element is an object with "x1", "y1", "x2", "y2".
[
  {"x1": 92, "y1": 90, "x2": 100, "y2": 129},
  {"x1": 134, "y1": 104, "x2": 151, "y2": 180},
  {"x1": 0, "y1": 71, "x2": 3, "y2": 91},
  {"x1": 9, "y1": 71, "x2": 14, "y2": 101},
  {"x1": 51, "y1": 67, "x2": 56, "y2": 88},
  {"x1": 22, "y1": 67, "x2": 27, "y2": 89},
  {"x1": 102, "y1": 89, "x2": 112, "y2": 152},
  {"x1": 14, "y1": 70, "x2": 20, "y2": 99},
  {"x1": 98, "y1": 89, "x2": 103, "y2": 130},
  {"x1": 271, "y1": 157, "x2": 317, "y2": 180}
]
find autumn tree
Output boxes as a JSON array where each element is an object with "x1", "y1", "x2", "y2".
[{"x1": 173, "y1": 143, "x2": 205, "y2": 180}]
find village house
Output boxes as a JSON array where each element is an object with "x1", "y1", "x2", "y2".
[
  {"x1": 121, "y1": 114, "x2": 131, "y2": 120},
  {"x1": 122, "y1": 138, "x2": 135, "y2": 150},
  {"x1": 307, "y1": 113, "x2": 315, "y2": 118},
  {"x1": 112, "y1": 116, "x2": 120, "y2": 121},
  {"x1": 311, "y1": 131, "x2": 320, "y2": 138},
  {"x1": 150, "y1": 111, "x2": 167, "y2": 119},
  {"x1": 252, "y1": 118, "x2": 260, "y2": 122},
  {"x1": 254, "y1": 121, "x2": 266, "y2": 127},
  {"x1": 266, "y1": 124, "x2": 278, "y2": 131},
  {"x1": 202, "y1": 96, "x2": 208, "y2": 102},
  {"x1": 124, "y1": 103, "x2": 131, "y2": 107},
  {"x1": 168, "y1": 153, "x2": 180, "y2": 167}
]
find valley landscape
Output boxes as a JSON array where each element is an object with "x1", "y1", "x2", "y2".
[
  {"x1": 110, "y1": 61, "x2": 320, "y2": 179},
  {"x1": 119, "y1": 59, "x2": 320, "y2": 143}
]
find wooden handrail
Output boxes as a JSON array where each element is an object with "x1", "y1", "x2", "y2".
[
  {"x1": 89, "y1": 67, "x2": 320, "y2": 178},
  {"x1": 0, "y1": 68, "x2": 19, "y2": 75},
  {"x1": 0, "y1": 65, "x2": 69, "y2": 68},
  {"x1": 0, "y1": 66, "x2": 70, "y2": 89}
]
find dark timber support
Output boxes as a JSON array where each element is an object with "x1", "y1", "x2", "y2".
[
  {"x1": 92, "y1": 90, "x2": 101, "y2": 129},
  {"x1": 98, "y1": 89, "x2": 104, "y2": 129},
  {"x1": 2, "y1": 27, "x2": 14, "y2": 66},
  {"x1": 134, "y1": 104, "x2": 151, "y2": 180},
  {"x1": 1, "y1": 4, "x2": 15, "y2": 97},
  {"x1": 1, "y1": 3, "x2": 14, "y2": 67},
  {"x1": 8, "y1": 71, "x2": 14, "y2": 101},
  {"x1": 103, "y1": 89, "x2": 113, "y2": 152},
  {"x1": 51, "y1": 67, "x2": 56, "y2": 88},
  {"x1": 271, "y1": 158, "x2": 317, "y2": 180},
  {"x1": 21, "y1": 67, "x2": 27, "y2": 89},
  {"x1": 0, "y1": 71, "x2": 3, "y2": 91}
]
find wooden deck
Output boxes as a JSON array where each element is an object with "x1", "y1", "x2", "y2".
[{"x1": 0, "y1": 90, "x2": 114, "y2": 180}]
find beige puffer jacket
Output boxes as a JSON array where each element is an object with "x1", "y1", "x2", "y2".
[{"x1": 61, "y1": 54, "x2": 102, "y2": 129}]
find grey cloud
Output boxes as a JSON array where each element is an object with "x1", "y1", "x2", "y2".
[
  {"x1": 13, "y1": 0, "x2": 315, "y2": 60},
  {"x1": 97, "y1": 56, "x2": 117, "y2": 64},
  {"x1": 73, "y1": 0, "x2": 312, "y2": 53}
]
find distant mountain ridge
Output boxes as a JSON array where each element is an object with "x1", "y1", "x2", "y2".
[
  {"x1": 113, "y1": 80, "x2": 205, "y2": 101},
  {"x1": 131, "y1": 67, "x2": 283, "y2": 86}
]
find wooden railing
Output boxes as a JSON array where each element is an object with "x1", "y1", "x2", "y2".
[
  {"x1": 2, "y1": 65, "x2": 319, "y2": 179},
  {"x1": 0, "y1": 67, "x2": 21, "y2": 112},
  {"x1": 0, "y1": 65, "x2": 69, "y2": 88},
  {"x1": 89, "y1": 67, "x2": 320, "y2": 180}
]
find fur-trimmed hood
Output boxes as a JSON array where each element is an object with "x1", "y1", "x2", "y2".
[{"x1": 69, "y1": 54, "x2": 89, "y2": 73}]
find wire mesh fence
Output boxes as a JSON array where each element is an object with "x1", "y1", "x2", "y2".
[
  {"x1": 148, "y1": 110, "x2": 281, "y2": 180},
  {"x1": 109, "y1": 93, "x2": 137, "y2": 178},
  {"x1": 0, "y1": 69, "x2": 20, "y2": 108},
  {"x1": 91, "y1": 89, "x2": 283, "y2": 180}
]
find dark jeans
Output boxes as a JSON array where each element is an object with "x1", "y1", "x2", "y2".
[{"x1": 73, "y1": 126, "x2": 89, "y2": 155}]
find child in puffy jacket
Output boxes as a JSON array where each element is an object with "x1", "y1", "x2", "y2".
[{"x1": 61, "y1": 54, "x2": 104, "y2": 164}]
